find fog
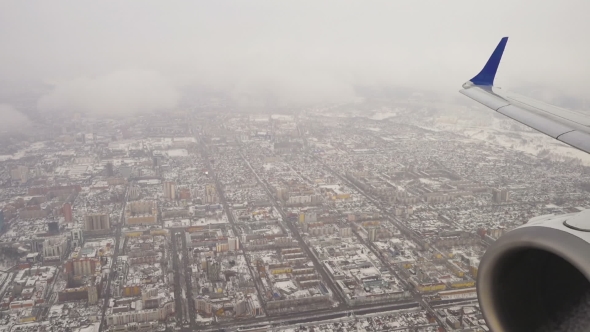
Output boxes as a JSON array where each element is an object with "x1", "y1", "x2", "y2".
[
  {"x1": 1, "y1": 1, "x2": 589, "y2": 115},
  {"x1": 38, "y1": 70, "x2": 179, "y2": 116},
  {"x1": 0, "y1": 104, "x2": 30, "y2": 132}
]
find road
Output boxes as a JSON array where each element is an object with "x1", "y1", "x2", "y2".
[
  {"x1": 195, "y1": 140, "x2": 451, "y2": 330},
  {"x1": 197, "y1": 300, "x2": 422, "y2": 331},
  {"x1": 238, "y1": 150, "x2": 348, "y2": 306},
  {"x1": 310, "y1": 153, "x2": 450, "y2": 330},
  {"x1": 99, "y1": 195, "x2": 125, "y2": 331},
  {"x1": 200, "y1": 144, "x2": 269, "y2": 315},
  {"x1": 170, "y1": 230, "x2": 185, "y2": 325},
  {"x1": 180, "y1": 229, "x2": 196, "y2": 327}
]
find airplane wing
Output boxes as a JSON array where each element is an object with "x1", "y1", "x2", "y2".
[{"x1": 460, "y1": 37, "x2": 590, "y2": 154}]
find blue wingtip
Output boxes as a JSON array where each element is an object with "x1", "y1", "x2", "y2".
[{"x1": 470, "y1": 37, "x2": 509, "y2": 86}]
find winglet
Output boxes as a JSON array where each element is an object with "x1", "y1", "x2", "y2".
[{"x1": 470, "y1": 37, "x2": 508, "y2": 86}]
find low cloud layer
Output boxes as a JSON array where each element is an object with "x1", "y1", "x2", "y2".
[
  {"x1": 37, "y1": 70, "x2": 179, "y2": 116},
  {"x1": 1, "y1": 1, "x2": 589, "y2": 112},
  {"x1": 0, "y1": 104, "x2": 30, "y2": 132},
  {"x1": 227, "y1": 67, "x2": 359, "y2": 108}
]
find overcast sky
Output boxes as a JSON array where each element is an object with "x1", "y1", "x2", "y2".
[{"x1": 1, "y1": 0, "x2": 589, "y2": 118}]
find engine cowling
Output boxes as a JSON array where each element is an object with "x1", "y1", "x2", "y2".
[{"x1": 478, "y1": 210, "x2": 590, "y2": 331}]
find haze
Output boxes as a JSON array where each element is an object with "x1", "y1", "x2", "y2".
[
  {"x1": 1, "y1": 0, "x2": 589, "y2": 119},
  {"x1": 3, "y1": 2, "x2": 590, "y2": 331}
]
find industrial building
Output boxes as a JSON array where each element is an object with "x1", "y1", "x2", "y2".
[
  {"x1": 163, "y1": 181, "x2": 176, "y2": 200},
  {"x1": 85, "y1": 213, "x2": 110, "y2": 232},
  {"x1": 125, "y1": 201, "x2": 158, "y2": 225}
]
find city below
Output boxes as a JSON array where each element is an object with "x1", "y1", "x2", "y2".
[{"x1": 0, "y1": 104, "x2": 589, "y2": 332}]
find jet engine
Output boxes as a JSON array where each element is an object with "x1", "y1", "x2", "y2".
[{"x1": 478, "y1": 210, "x2": 590, "y2": 331}]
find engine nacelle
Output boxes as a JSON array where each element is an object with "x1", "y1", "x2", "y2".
[{"x1": 478, "y1": 210, "x2": 590, "y2": 331}]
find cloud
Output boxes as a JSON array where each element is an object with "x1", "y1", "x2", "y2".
[
  {"x1": 226, "y1": 65, "x2": 359, "y2": 108},
  {"x1": 1, "y1": 1, "x2": 590, "y2": 109},
  {"x1": 37, "y1": 70, "x2": 179, "y2": 116},
  {"x1": 0, "y1": 104, "x2": 30, "y2": 132}
]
